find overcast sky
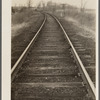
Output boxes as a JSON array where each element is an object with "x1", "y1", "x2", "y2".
[{"x1": 12, "y1": 0, "x2": 97, "y2": 9}]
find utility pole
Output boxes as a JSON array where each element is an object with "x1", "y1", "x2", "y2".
[
  {"x1": 27, "y1": 0, "x2": 32, "y2": 8},
  {"x1": 52, "y1": 4, "x2": 56, "y2": 14},
  {"x1": 41, "y1": 1, "x2": 45, "y2": 10},
  {"x1": 80, "y1": 0, "x2": 87, "y2": 12},
  {"x1": 80, "y1": 0, "x2": 87, "y2": 24},
  {"x1": 81, "y1": 0, "x2": 83, "y2": 12},
  {"x1": 62, "y1": 4, "x2": 66, "y2": 17}
]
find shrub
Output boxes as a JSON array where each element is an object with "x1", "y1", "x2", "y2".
[{"x1": 12, "y1": 8, "x2": 34, "y2": 25}]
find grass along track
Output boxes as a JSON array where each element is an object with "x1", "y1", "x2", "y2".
[{"x1": 11, "y1": 11, "x2": 44, "y2": 67}]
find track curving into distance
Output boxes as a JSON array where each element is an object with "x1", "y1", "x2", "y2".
[{"x1": 11, "y1": 13, "x2": 95, "y2": 100}]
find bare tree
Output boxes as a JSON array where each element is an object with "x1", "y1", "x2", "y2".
[{"x1": 27, "y1": 0, "x2": 32, "y2": 8}]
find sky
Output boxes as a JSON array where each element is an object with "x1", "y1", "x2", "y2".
[{"x1": 12, "y1": 0, "x2": 97, "y2": 9}]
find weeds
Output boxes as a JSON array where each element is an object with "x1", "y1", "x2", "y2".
[{"x1": 12, "y1": 9, "x2": 35, "y2": 25}]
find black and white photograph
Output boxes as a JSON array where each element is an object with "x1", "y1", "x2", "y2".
[{"x1": 2, "y1": 0, "x2": 98, "y2": 100}]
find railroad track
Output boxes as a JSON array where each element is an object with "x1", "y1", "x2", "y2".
[{"x1": 11, "y1": 13, "x2": 96, "y2": 100}]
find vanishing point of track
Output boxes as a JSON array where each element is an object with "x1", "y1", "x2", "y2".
[{"x1": 11, "y1": 13, "x2": 96, "y2": 100}]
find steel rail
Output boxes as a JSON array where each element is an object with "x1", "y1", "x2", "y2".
[
  {"x1": 50, "y1": 15, "x2": 96, "y2": 99},
  {"x1": 11, "y1": 14, "x2": 46, "y2": 82}
]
